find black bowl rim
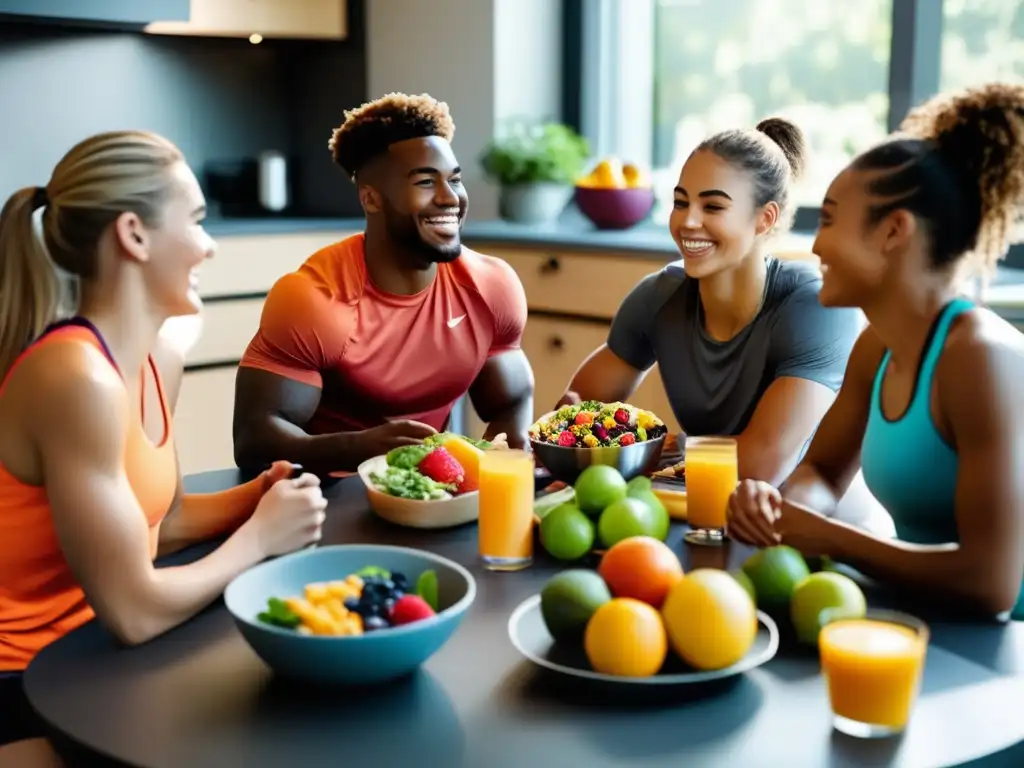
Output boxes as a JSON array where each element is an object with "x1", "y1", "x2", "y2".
[{"x1": 224, "y1": 544, "x2": 477, "y2": 643}]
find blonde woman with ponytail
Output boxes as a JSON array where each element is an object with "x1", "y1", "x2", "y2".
[{"x1": 0, "y1": 132, "x2": 328, "y2": 753}]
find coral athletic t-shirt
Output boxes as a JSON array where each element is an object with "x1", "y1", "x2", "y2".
[{"x1": 239, "y1": 233, "x2": 528, "y2": 434}]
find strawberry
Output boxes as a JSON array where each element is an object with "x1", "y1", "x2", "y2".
[
  {"x1": 557, "y1": 430, "x2": 577, "y2": 447},
  {"x1": 456, "y1": 474, "x2": 479, "y2": 494},
  {"x1": 614, "y1": 408, "x2": 630, "y2": 425},
  {"x1": 619, "y1": 433, "x2": 636, "y2": 446},
  {"x1": 389, "y1": 594, "x2": 436, "y2": 626},
  {"x1": 417, "y1": 448, "x2": 464, "y2": 487}
]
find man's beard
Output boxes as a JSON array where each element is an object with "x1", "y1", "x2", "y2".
[{"x1": 382, "y1": 201, "x2": 462, "y2": 264}]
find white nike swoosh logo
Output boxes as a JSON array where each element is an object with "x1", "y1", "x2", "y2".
[{"x1": 447, "y1": 314, "x2": 466, "y2": 329}]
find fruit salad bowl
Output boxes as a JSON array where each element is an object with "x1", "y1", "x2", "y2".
[
  {"x1": 529, "y1": 402, "x2": 669, "y2": 485},
  {"x1": 357, "y1": 455, "x2": 480, "y2": 529},
  {"x1": 225, "y1": 544, "x2": 476, "y2": 686}
]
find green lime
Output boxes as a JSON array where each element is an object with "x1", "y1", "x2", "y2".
[
  {"x1": 730, "y1": 569, "x2": 757, "y2": 604},
  {"x1": 574, "y1": 465, "x2": 627, "y2": 516},
  {"x1": 540, "y1": 503, "x2": 596, "y2": 561},
  {"x1": 416, "y1": 569, "x2": 439, "y2": 612},
  {"x1": 540, "y1": 569, "x2": 612, "y2": 642},
  {"x1": 626, "y1": 476, "x2": 653, "y2": 496},
  {"x1": 597, "y1": 496, "x2": 669, "y2": 548},
  {"x1": 741, "y1": 545, "x2": 811, "y2": 614},
  {"x1": 790, "y1": 571, "x2": 867, "y2": 645},
  {"x1": 627, "y1": 490, "x2": 670, "y2": 540},
  {"x1": 534, "y1": 486, "x2": 575, "y2": 522}
]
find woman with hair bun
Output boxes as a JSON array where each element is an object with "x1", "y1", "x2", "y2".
[
  {"x1": 730, "y1": 83, "x2": 1024, "y2": 620},
  {"x1": 562, "y1": 117, "x2": 868, "y2": 518}
]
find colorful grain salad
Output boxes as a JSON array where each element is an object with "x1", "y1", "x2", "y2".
[{"x1": 529, "y1": 401, "x2": 667, "y2": 448}]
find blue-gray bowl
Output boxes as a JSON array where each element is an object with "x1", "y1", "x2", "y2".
[{"x1": 224, "y1": 544, "x2": 476, "y2": 686}]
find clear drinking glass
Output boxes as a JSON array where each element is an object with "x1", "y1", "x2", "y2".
[
  {"x1": 477, "y1": 449, "x2": 535, "y2": 571},
  {"x1": 683, "y1": 436, "x2": 737, "y2": 546},
  {"x1": 819, "y1": 609, "x2": 929, "y2": 738}
]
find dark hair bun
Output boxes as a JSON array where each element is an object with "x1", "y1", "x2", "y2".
[{"x1": 756, "y1": 117, "x2": 807, "y2": 180}]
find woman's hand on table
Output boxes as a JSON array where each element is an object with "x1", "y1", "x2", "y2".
[
  {"x1": 727, "y1": 480, "x2": 782, "y2": 547},
  {"x1": 772, "y1": 499, "x2": 837, "y2": 557},
  {"x1": 243, "y1": 472, "x2": 327, "y2": 557}
]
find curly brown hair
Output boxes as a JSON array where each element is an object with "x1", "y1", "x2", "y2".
[
  {"x1": 854, "y1": 82, "x2": 1024, "y2": 276},
  {"x1": 328, "y1": 92, "x2": 456, "y2": 180}
]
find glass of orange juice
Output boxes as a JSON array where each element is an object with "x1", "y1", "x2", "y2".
[
  {"x1": 478, "y1": 449, "x2": 535, "y2": 571},
  {"x1": 819, "y1": 609, "x2": 929, "y2": 738},
  {"x1": 683, "y1": 436, "x2": 737, "y2": 546}
]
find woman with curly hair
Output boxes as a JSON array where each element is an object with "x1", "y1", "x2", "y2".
[{"x1": 729, "y1": 83, "x2": 1024, "y2": 620}]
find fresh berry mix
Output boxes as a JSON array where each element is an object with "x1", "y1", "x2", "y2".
[
  {"x1": 530, "y1": 401, "x2": 667, "y2": 448},
  {"x1": 257, "y1": 565, "x2": 439, "y2": 636}
]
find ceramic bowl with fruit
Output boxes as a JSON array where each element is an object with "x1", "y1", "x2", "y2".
[
  {"x1": 575, "y1": 158, "x2": 655, "y2": 230},
  {"x1": 225, "y1": 544, "x2": 476, "y2": 685},
  {"x1": 357, "y1": 433, "x2": 493, "y2": 529},
  {"x1": 529, "y1": 401, "x2": 667, "y2": 485}
]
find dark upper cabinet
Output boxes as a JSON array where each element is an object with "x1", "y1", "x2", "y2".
[{"x1": 0, "y1": 0, "x2": 189, "y2": 28}]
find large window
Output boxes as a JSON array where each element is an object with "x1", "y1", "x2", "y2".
[
  {"x1": 652, "y1": 1, "x2": 892, "y2": 211},
  {"x1": 572, "y1": 0, "x2": 1024, "y2": 258},
  {"x1": 941, "y1": 0, "x2": 1024, "y2": 90}
]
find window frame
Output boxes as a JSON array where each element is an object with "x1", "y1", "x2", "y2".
[{"x1": 562, "y1": 0, "x2": 1024, "y2": 271}]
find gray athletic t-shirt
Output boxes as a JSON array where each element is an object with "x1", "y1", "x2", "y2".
[{"x1": 608, "y1": 258, "x2": 862, "y2": 437}]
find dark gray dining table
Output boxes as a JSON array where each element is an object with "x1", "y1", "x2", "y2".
[{"x1": 23, "y1": 469, "x2": 1024, "y2": 768}]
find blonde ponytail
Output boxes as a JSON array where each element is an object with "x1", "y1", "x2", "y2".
[
  {"x1": 0, "y1": 130, "x2": 183, "y2": 378},
  {"x1": 0, "y1": 187, "x2": 59, "y2": 378}
]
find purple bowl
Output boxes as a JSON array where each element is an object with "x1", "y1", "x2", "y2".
[{"x1": 575, "y1": 186, "x2": 656, "y2": 230}]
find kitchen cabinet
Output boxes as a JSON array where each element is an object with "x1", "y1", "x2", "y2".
[
  {"x1": 146, "y1": 0, "x2": 347, "y2": 40},
  {"x1": 0, "y1": 0, "x2": 188, "y2": 27},
  {"x1": 174, "y1": 367, "x2": 239, "y2": 476}
]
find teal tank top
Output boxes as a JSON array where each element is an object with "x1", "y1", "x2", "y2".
[{"x1": 861, "y1": 298, "x2": 1024, "y2": 620}]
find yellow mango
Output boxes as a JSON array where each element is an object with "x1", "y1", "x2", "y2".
[{"x1": 440, "y1": 435, "x2": 484, "y2": 491}]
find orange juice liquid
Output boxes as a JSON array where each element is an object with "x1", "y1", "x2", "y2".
[
  {"x1": 477, "y1": 449, "x2": 534, "y2": 570},
  {"x1": 685, "y1": 443, "x2": 738, "y2": 529},
  {"x1": 819, "y1": 618, "x2": 927, "y2": 729}
]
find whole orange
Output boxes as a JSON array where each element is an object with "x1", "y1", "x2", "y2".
[
  {"x1": 584, "y1": 598, "x2": 668, "y2": 677},
  {"x1": 597, "y1": 535, "x2": 684, "y2": 608}
]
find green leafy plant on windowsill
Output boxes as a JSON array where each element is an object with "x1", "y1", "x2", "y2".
[{"x1": 480, "y1": 120, "x2": 590, "y2": 186}]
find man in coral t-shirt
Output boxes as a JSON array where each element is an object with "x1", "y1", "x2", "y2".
[{"x1": 233, "y1": 93, "x2": 534, "y2": 473}]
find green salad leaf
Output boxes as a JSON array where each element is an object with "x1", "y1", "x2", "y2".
[
  {"x1": 425, "y1": 432, "x2": 492, "y2": 450},
  {"x1": 370, "y1": 466, "x2": 451, "y2": 500},
  {"x1": 416, "y1": 569, "x2": 439, "y2": 611},
  {"x1": 355, "y1": 565, "x2": 391, "y2": 579},
  {"x1": 257, "y1": 597, "x2": 300, "y2": 629},
  {"x1": 386, "y1": 444, "x2": 435, "y2": 469}
]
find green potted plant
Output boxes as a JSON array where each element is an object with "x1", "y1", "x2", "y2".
[{"x1": 480, "y1": 120, "x2": 590, "y2": 224}]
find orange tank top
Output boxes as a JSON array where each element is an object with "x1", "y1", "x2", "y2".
[{"x1": 0, "y1": 319, "x2": 178, "y2": 671}]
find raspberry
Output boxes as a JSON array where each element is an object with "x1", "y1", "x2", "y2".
[
  {"x1": 389, "y1": 594, "x2": 436, "y2": 626},
  {"x1": 557, "y1": 430, "x2": 577, "y2": 447},
  {"x1": 417, "y1": 448, "x2": 464, "y2": 486},
  {"x1": 619, "y1": 433, "x2": 636, "y2": 446},
  {"x1": 574, "y1": 411, "x2": 594, "y2": 426},
  {"x1": 614, "y1": 408, "x2": 630, "y2": 425}
]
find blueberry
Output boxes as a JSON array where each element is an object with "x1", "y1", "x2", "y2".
[
  {"x1": 363, "y1": 615, "x2": 389, "y2": 632},
  {"x1": 381, "y1": 579, "x2": 395, "y2": 592},
  {"x1": 343, "y1": 597, "x2": 360, "y2": 611},
  {"x1": 392, "y1": 590, "x2": 405, "y2": 601},
  {"x1": 384, "y1": 598, "x2": 396, "y2": 614},
  {"x1": 391, "y1": 572, "x2": 408, "y2": 589}
]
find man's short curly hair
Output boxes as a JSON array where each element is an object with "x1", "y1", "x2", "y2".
[{"x1": 328, "y1": 93, "x2": 456, "y2": 180}]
